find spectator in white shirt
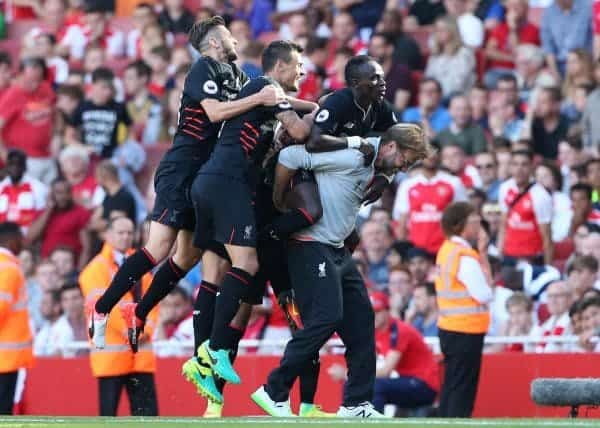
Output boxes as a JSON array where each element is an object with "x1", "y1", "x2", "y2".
[
  {"x1": 530, "y1": 281, "x2": 573, "y2": 353},
  {"x1": 567, "y1": 255, "x2": 599, "y2": 301},
  {"x1": 52, "y1": 282, "x2": 88, "y2": 357},
  {"x1": 33, "y1": 289, "x2": 63, "y2": 356},
  {"x1": 578, "y1": 296, "x2": 600, "y2": 352},
  {"x1": 443, "y1": 0, "x2": 484, "y2": 48}
]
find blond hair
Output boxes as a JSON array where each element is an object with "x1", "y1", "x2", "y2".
[{"x1": 382, "y1": 123, "x2": 436, "y2": 160}]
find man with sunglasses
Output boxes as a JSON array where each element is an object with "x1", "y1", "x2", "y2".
[{"x1": 474, "y1": 152, "x2": 501, "y2": 202}]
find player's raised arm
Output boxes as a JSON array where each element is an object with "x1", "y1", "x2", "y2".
[{"x1": 201, "y1": 85, "x2": 286, "y2": 123}]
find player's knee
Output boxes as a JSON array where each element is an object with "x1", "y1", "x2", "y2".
[
  {"x1": 172, "y1": 250, "x2": 201, "y2": 271},
  {"x1": 144, "y1": 237, "x2": 173, "y2": 262},
  {"x1": 232, "y1": 255, "x2": 259, "y2": 276}
]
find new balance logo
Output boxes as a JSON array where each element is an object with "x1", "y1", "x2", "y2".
[
  {"x1": 318, "y1": 262, "x2": 326, "y2": 278},
  {"x1": 244, "y1": 225, "x2": 253, "y2": 240}
]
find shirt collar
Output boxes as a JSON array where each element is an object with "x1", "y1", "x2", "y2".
[{"x1": 450, "y1": 235, "x2": 473, "y2": 248}]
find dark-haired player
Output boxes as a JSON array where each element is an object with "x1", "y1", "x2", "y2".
[
  {"x1": 88, "y1": 16, "x2": 286, "y2": 354},
  {"x1": 188, "y1": 40, "x2": 316, "y2": 404}
]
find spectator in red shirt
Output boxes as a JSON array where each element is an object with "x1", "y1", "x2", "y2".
[
  {"x1": 484, "y1": 0, "x2": 540, "y2": 88},
  {"x1": 370, "y1": 291, "x2": 439, "y2": 413},
  {"x1": 0, "y1": 149, "x2": 48, "y2": 233},
  {"x1": 297, "y1": 37, "x2": 327, "y2": 103},
  {"x1": 5, "y1": 0, "x2": 42, "y2": 20},
  {"x1": 441, "y1": 144, "x2": 483, "y2": 189},
  {"x1": 324, "y1": 47, "x2": 353, "y2": 91},
  {"x1": 0, "y1": 57, "x2": 57, "y2": 184},
  {"x1": 147, "y1": 45, "x2": 171, "y2": 99},
  {"x1": 326, "y1": 12, "x2": 367, "y2": 73},
  {"x1": 58, "y1": 146, "x2": 104, "y2": 210},
  {"x1": 22, "y1": 0, "x2": 68, "y2": 49},
  {"x1": 26, "y1": 177, "x2": 92, "y2": 270}
]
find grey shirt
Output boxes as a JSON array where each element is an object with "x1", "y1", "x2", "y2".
[{"x1": 278, "y1": 138, "x2": 381, "y2": 248}]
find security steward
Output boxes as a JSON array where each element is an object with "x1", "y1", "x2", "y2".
[
  {"x1": 0, "y1": 222, "x2": 33, "y2": 414},
  {"x1": 435, "y1": 202, "x2": 492, "y2": 418},
  {"x1": 80, "y1": 216, "x2": 159, "y2": 416}
]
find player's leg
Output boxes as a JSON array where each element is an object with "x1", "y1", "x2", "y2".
[
  {"x1": 261, "y1": 170, "x2": 322, "y2": 240},
  {"x1": 98, "y1": 375, "x2": 125, "y2": 416},
  {"x1": 335, "y1": 259, "x2": 383, "y2": 418},
  {"x1": 254, "y1": 243, "x2": 342, "y2": 416}
]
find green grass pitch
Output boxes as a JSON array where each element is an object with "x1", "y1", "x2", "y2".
[{"x1": 0, "y1": 417, "x2": 598, "y2": 428}]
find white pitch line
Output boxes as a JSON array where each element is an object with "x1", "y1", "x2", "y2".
[{"x1": 0, "y1": 419, "x2": 599, "y2": 426}]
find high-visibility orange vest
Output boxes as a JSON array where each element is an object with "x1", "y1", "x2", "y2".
[
  {"x1": 435, "y1": 239, "x2": 490, "y2": 334},
  {"x1": 79, "y1": 243, "x2": 157, "y2": 378},
  {"x1": 0, "y1": 248, "x2": 33, "y2": 372}
]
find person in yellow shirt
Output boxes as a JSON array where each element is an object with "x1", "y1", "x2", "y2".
[
  {"x1": 435, "y1": 202, "x2": 493, "y2": 418},
  {"x1": 80, "y1": 216, "x2": 158, "y2": 416},
  {"x1": 0, "y1": 222, "x2": 33, "y2": 415}
]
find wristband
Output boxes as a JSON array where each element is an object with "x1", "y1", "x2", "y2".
[{"x1": 347, "y1": 136, "x2": 362, "y2": 149}]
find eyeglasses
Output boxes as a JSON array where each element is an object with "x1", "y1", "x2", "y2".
[{"x1": 476, "y1": 163, "x2": 495, "y2": 169}]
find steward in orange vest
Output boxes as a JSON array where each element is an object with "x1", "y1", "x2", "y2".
[
  {"x1": 0, "y1": 222, "x2": 33, "y2": 415},
  {"x1": 435, "y1": 202, "x2": 493, "y2": 419},
  {"x1": 79, "y1": 217, "x2": 159, "y2": 416}
]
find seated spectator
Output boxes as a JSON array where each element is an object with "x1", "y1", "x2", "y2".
[
  {"x1": 530, "y1": 87, "x2": 570, "y2": 160},
  {"x1": 374, "y1": 9, "x2": 422, "y2": 71},
  {"x1": 407, "y1": 282, "x2": 439, "y2": 337},
  {"x1": 561, "y1": 49, "x2": 594, "y2": 119},
  {"x1": 370, "y1": 291, "x2": 439, "y2": 413},
  {"x1": 492, "y1": 137, "x2": 513, "y2": 181},
  {"x1": 407, "y1": 248, "x2": 435, "y2": 286},
  {"x1": 28, "y1": 260, "x2": 59, "y2": 331},
  {"x1": 388, "y1": 266, "x2": 415, "y2": 318},
  {"x1": 33, "y1": 289, "x2": 63, "y2": 356},
  {"x1": 0, "y1": 57, "x2": 56, "y2": 183},
  {"x1": 53, "y1": 282, "x2": 87, "y2": 357},
  {"x1": 514, "y1": 44, "x2": 557, "y2": 107},
  {"x1": 58, "y1": 145, "x2": 104, "y2": 210},
  {"x1": 123, "y1": 60, "x2": 162, "y2": 146},
  {"x1": 127, "y1": 3, "x2": 157, "y2": 59},
  {"x1": 154, "y1": 286, "x2": 192, "y2": 342},
  {"x1": 469, "y1": 85, "x2": 489, "y2": 130},
  {"x1": 569, "y1": 299, "x2": 584, "y2": 337},
  {"x1": 474, "y1": 152, "x2": 501, "y2": 202},
  {"x1": 567, "y1": 255, "x2": 599, "y2": 301},
  {"x1": 497, "y1": 74, "x2": 525, "y2": 118},
  {"x1": 535, "y1": 161, "x2": 571, "y2": 242},
  {"x1": 81, "y1": 44, "x2": 125, "y2": 103},
  {"x1": 436, "y1": 94, "x2": 488, "y2": 155},
  {"x1": 147, "y1": 46, "x2": 172, "y2": 99},
  {"x1": 361, "y1": 220, "x2": 393, "y2": 290},
  {"x1": 441, "y1": 144, "x2": 482, "y2": 189},
  {"x1": 488, "y1": 90, "x2": 524, "y2": 142},
  {"x1": 49, "y1": 246, "x2": 77, "y2": 284},
  {"x1": 582, "y1": 60, "x2": 600, "y2": 152},
  {"x1": 393, "y1": 146, "x2": 466, "y2": 255},
  {"x1": 278, "y1": 11, "x2": 309, "y2": 41},
  {"x1": 167, "y1": 47, "x2": 192, "y2": 77},
  {"x1": 297, "y1": 37, "x2": 328, "y2": 103},
  {"x1": 229, "y1": 19, "x2": 252, "y2": 54},
  {"x1": 324, "y1": 47, "x2": 353, "y2": 91},
  {"x1": 56, "y1": 84, "x2": 84, "y2": 138},
  {"x1": 67, "y1": 67, "x2": 132, "y2": 159},
  {"x1": 326, "y1": 12, "x2": 367, "y2": 73},
  {"x1": 368, "y1": 32, "x2": 411, "y2": 113},
  {"x1": 425, "y1": 16, "x2": 476, "y2": 99},
  {"x1": 29, "y1": 32, "x2": 69, "y2": 86},
  {"x1": 483, "y1": 0, "x2": 540, "y2": 88},
  {"x1": 558, "y1": 137, "x2": 588, "y2": 193},
  {"x1": 482, "y1": 202, "x2": 502, "y2": 247},
  {"x1": 239, "y1": 41, "x2": 264, "y2": 79},
  {"x1": 158, "y1": 0, "x2": 194, "y2": 35},
  {"x1": 578, "y1": 296, "x2": 600, "y2": 352},
  {"x1": 540, "y1": 0, "x2": 593, "y2": 78},
  {"x1": 59, "y1": 3, "x2": 125, "y2": 60},
  {"x1": 140, "y1": 23, "x2": 171, "y2": 64},
  {"x1": 26, "y1": 178, "x2": 92, "y2": 269},
  {"x1": 498, "y1": 150, "x2": 553, "y2": 265},
  {"x1": 443, "y1": 0, "x2": 484, "y2": 49},
  {"x1": 501, "y1": 292, "x2": 534, "y2": 351},
  {"x1": 0, "y1": 150, "x2": 48, "y2": 233},
  {"x1": 403, "y1": 78, "x2": 452, "y2": 139},
  {"x1": 564, "y1": 83, "x2": 594, "y2": 125},
  {"x1": 23, "y1": 0, "x2": 68, "y2": 49},
  {"x1": 530, "y1": 281, "x2": 573, "y2": 353},
  {"x1": 91, "y1": 161, "x2": 137, "y2": 234},
  {"x1": 570, "y1": 183, "x2": 600, "y2": 236}
]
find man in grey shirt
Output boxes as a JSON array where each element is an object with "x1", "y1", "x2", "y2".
[{"x1": 251, "y1": 124, "x2": 432, "y2": 418}]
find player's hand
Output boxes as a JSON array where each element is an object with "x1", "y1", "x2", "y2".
[
  {"x1": 361, "y1": 175, "x2": 388, "y2": 205},
  {"x1": 358, "y1": 141, "x2": 375, "y2": 166},
  {"x1": 259, "y1": 85, "x2": 287, "y2": 106}
]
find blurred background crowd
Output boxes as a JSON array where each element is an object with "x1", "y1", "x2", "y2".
[{"x1": 0, "y1": 0, "x2": 599, "y2": 366}]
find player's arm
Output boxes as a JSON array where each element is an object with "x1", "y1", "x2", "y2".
[
  {"x1": 496, "y1": 212, "x2": 507, "y2": 257},
  {"x1": 276, "y1": 109, "x2": 312, "y2": 141},
  {"x1": 287, "y1": 97, "x2": 319, "y2": 113},
  {"x1": 273, "y1": 163, "x2": 298, "y2": 212},
  {"x1": 540, "y1": 223, "x2": 553, "y2": 265},
  {"x1": 376, "y1": 350, "x2": 402, "y2": 378},
  {"x1": 201, "y1": 84, "x2": 286, "y2": 123}
]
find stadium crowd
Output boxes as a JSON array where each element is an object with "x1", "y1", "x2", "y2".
[{"x1": 0, "y1": 0, "x2": 600, "y2": 374}]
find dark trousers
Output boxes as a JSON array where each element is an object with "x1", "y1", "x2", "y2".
[
  {"x1": 0, "y1": 371, "x2": 18, "y2": 415},
  {"x1": 373, "y1": 376, "x2": 437, "y2": 413},
  {"x1": 438, "y1": 329, "x2": 484, "y2": 418},
  {"x1": 98, "y1": 373, "x2": 158, "y2": 416},
  {"x1": 266, "y1": 242, "x2": 375, "y2": 406}
]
